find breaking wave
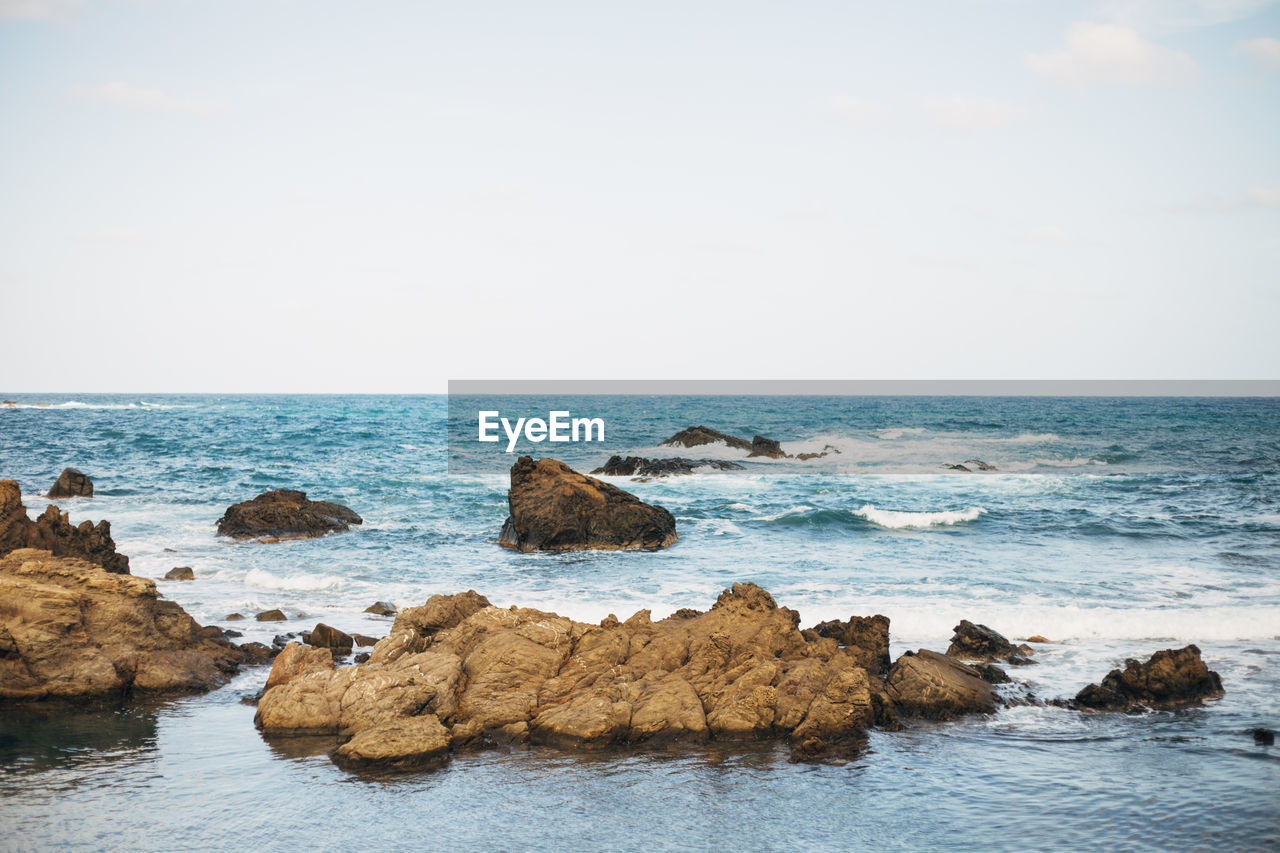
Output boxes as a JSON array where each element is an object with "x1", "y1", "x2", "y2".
[{"x1": 853, "y1": 504, "x2": 986, "y2": 529}]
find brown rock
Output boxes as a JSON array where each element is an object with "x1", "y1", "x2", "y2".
[
  {"x1": 748, "y1": 436, "x2": 787, "y2": 458},
  {"x1": 306, "y1": 623, "x2": 353, "y2": 652},
  {"x1": 1025, "y1": 635, "x2": 1050, "y2": 644},
  {"x1": 497, "y1": 457, "x2": 677, "y2": 552},
  {"x1": 256, "y1": 609, "x2": 287, "y2": 622},
  {"x1": 0, "y1": 548, "x2": 244, "y2": 701},
  {"x1": 225, "y1": 613, "x2": 245, "y2": 621},
  {"x1": 0, "y1": 480, "x2": 129, "y2": 574},
  {"x1": 334, "y1": 715, "x2": 452, "y2": 767},
  {"x1": 47, "y1": 468, "x2": 93, "y2": 499},
  {"x1": 589, "y1": 456, "x2": 745, "y2": 478},
  {"x1": 946, "y1": 620, "x2": 1032, "y2": 664},
  {"x1": 1073, "y1": 645, "x2": 1224, "y2": 711},
  {"x1": 810, "y1": 614, "x2": 891, "y2": 674},
  {"x1": 660, "y1": 426, "x2": 753, "y2": 452},
  {"x1": 363, "y1": 601, "x2": 397, "y2": 616},
  {"x1": 163, "y1": 567, "x2": 195, "y2": 581},
  {"x1": 215, "y1": 489, "x2": 362, "y2": 541},
  {"x1": 885, "y1": 649, "x2": 999, "y2": 719},
  {"x1": 352, "y1": 634, "x2": 379, "y2": 648}
]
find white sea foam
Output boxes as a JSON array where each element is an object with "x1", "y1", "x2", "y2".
[
  {"x1": 244, "y1": 568, "x2": 344, "y2": 592},
  {"x1": 853, "y1": 504, "x2": 986, "y2": 528},
  {"x1": 750, "y1": 505, "x2": 815, "y2": 522},
  {"x1": 0, "y1": 400, "x2": 190, "y2": 410}
]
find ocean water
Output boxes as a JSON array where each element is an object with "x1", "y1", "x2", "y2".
[{"x1": 0, "y1": 393, "x2": 1277, "y2": 851}]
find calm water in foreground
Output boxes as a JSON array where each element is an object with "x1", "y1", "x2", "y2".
[{"x1": 0, "y1": 394, "x2": 1277, "y2": 851}]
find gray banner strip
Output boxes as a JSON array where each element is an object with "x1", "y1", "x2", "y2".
[{"x1": 449, "y1": 379, "x2": 1280, "y2": 396}]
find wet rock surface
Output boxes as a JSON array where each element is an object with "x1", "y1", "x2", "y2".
[
  {"x1": 590, "y1": 456, "x2": 746, "y2": 478},
  {"x1": 1073, "y1": 645, "x2": 1224, "y2": 711},
  {"x1": 885, "y1": 650, "x2": 999, "y2": 719},
  {"x1": 946, "y1": 620, "x2": 1034, "y2": 665},
  {"x1": 215, "y1": 489, "x2": 363, "y2": 541},
  {"x1": 0, "y1": 480, "x2": 129, "y2": 574},
  {"x1": 497, "y1": 457, "x2": 677, "y2": 552},
  {"x1": 47, "y1": 468, "x2": 93, "y2": 499},
  {"x1": 660, "y1": 426, "x2": 754, "y2": 452}
]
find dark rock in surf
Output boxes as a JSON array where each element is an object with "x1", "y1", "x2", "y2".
[
  {"x1": 660, "y1": 426, "x2": 753, "y2": 452},
  {"x1": 946, "y1": 620, "x2": 1034, "y2": 665},
  {"x1": 215, "y1": 490, "x2": 362, "y2": 541},
  {"x1": 256, "y1": 609, "x2": 287, "y2": 622},
  {"x1": 304, "y1": 623, "x2": 353, "y2": 653},
  {"x1": 0, "y1": 480, "x2": 129, "y2": 573},
  {"x1": 47, "y1": 468, "x2": 93, "y2": 499},
  {"x1": 498, "y1": 457, "x2": 677, "y2": 552},
  {"x1": 1252, "y1": 727, "x2": 1275, "y2": 745},
  {"x1": 590, "y1": 456, "x2": 745, "y2": 478},
  {"x1": 364, "y1": 601, "x2": 397, "y2": 616},
  {"x1": 748, "y1": 436, "x2": 787, "y2": 459},
  {"x1": 1073, "y1": 645, "x2": 1224, "y2": 711},
  {"x1": 163, "y1": 566, "x2": 195, "y2": 581}
]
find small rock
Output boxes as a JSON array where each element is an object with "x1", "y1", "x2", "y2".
[
  {"x1": 307, "y1": 623, "x2": 353, "y2": 651},
  {"x1": 224, "y1": 629, "x2": 243, "y2": 638},
  {"x1": 353, "y1": 652, "x2": 370, "y2": 663},
  {"x1": 1252, "y1": 727, "x2": 1275, "y2": 746},
  {"x1": 225, "y1": 613, "x2": 245, "y2": 621},
  {"x1": 47, "y1": 468, "x2": 93, "y2": 499},
  {"x1": 237, "y1": 642, "x2": 276, "y2": 665},
  {"x1": 163, "y1": 566, "x2": 195, "y2": 581},
  {"x1": 1025, "y1": 635, "x2": 1050, "y2": 643},
  {"x1": 748, "y1": 436, "x2": 786, "y2": 458},
  {"x1": 364, "y1": 601, "x2": 397, "y2": 616},
  {"x1": 256, "y1": 609, "x2": 287, "y2": 622},
  {"x1": 352, "y1": 634, "x2": 379, "y2": 648},
  {"x1": 946, "y1": 620, "x2": 1032, "y2": 664}
]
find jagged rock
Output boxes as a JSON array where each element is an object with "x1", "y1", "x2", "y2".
[
  {"x1": 660, "y1": 426, "x2": 753, "y2": 452},
  {"x1": 47, "y1": 468, "x2": 93, "y2": 499},
  {"x1": 163, "y1": 567, "x2": 194, "y2": 581},
  {"x1": 667, "y1": 608, "x2": 702, "y2": 620},
  {"x1": 885, "y1": 649, "x2": 998, "y2": 719},
  {"x1": 364, "y1": 601, "x2": 397, "y2": 616},
  {"x1": 256, "y1": 609, "x2": 287, "y2": 622},
  {"x1": 0, "y1": 548, "x2": 247, "y2": 701},
  {"x1": 305, "y1": 623, "x2": 353, "y2": 652},
  {"x1": 215, "y1": 489, "x2": 362, "y2": 541},
  {"x1": 946, "y1": 620, "x2": 1033, "y2": 665},
  {"x1": 589, "y1": 456, "x2": 745, "y2": 478},
  {"x1": 748, "y1": 436, "x2": 786, "y2": 458},
  {"x1": 795, "y1": 445, "x2": 840, "y2": 461},
  {"x1": 497, "y1": 457, "x2": 677, "y2": 552},
  {"x1": 810, "y1": 615, "x2": 891, "y2": 675},
  {"x1": 0, "y1": 480, "x2": 129, "y2": 573},
  {"x1": 1073, "y1": 645, "x2": 1224, "y2": 711},
  {"x1": 255, "y1": 583, "x2": 879, "y2": 766}
]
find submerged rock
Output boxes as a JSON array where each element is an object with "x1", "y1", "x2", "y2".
[
  {"x1": 0, "y1": 548, "x2": 248, "y2": 701},
  {"x1": 1073, "y1": 645, "x2": 1224, "y2": 711},
  {"x1": 163, "y1": 566, "x2": 195, "y2": 581},
  {"x1": 589, "y1": 456, "x2": 745, "y2": 478},
  {"x1": 47, "y1": 468, "x2": 93, "y2": 499},
  {"x1": 215, "y1": 489, "x2": 363, "y2": 541},
  {"x1": 946, "y1": 620, "x2": 1034, "y2": 665},
  {"x1": 0, "y1": 480, "x2": 129, "y2": 573},
  {"x1": 497, "y1": 457, "x2": 677, "y2": 552}
]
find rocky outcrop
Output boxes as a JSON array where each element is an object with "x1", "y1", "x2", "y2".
[
  {"x1": 0, "y1": 480, "x2": 129, "y2": 574},
  {"x1": 660, "y1": 426, "x2": 753, "y2": 452},
  {"x1": 215, "y1": 489, "x2": 363, "y2": 541},
  {"x1": 497, "y1": 457, "x2": 677, "y2": 552},
  {"x1": 808, "y1": 614, "x2": 891, "y2": 675},
  {"x1": 884, "y1": 650, "x2": 999, "y2": 719},
  {"x1": 0, "y1": 548, "x2": 251, "y2": 701},
  {"x1": 1073, "y1": 645, "x2": 1224, "y2": 711},
  {"x1": 163, "y1": 567, "x2": 194, "y2": 581},
  {"x1": 590, "y1": 456, "x2": 746, "y2": 478},
  {"x1": 748, "y1": 436, "x2": 786, "y2": 459},
  {"x1": 256, "y1": 583, "x2": 896, "y2": 766},
  {"x1": 47, "y1": 468, "x2": 93, "y2": 498},
  {"x1": 946, "y1": 620, "x2": 1033, "y2": 665}
]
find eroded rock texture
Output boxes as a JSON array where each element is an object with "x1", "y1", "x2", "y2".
[{"x1": 216, "y1": 489, "x2": 363, "y2": 541}]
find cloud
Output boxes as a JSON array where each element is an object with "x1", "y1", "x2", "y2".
[
  {"x1": 924, "y1": 95, "x2": 1025, "y2": 130},
  {"x1": 823, "y1": 95, "x2": 888, "y2": 126},
  {"x1": 1028, "y1": 22, "x2": 1198, "y2": 86},
  {"x1": 1018, "y1": 225, "x2": 1075, "y2": 246},
  {"x1": 0, "y1": 0, "x2": 82, "y2": 18},
  {"x1": 1235, "y1": 37, "x2": 1280, "y2": 70},
  {"x1": 69, "y1": 82, "x2": 221, "y2": 116}
]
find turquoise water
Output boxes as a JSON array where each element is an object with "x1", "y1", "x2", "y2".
[{"x1": 1, "y1": 394, "x2": 1277, "y2": 850}]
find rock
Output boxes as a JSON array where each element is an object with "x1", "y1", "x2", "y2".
[
  {"x1": 237, "y1": 642, "x2": 277, "y2": 665},
  {"x1": 944, "y1": 464, "x2": 972, "y2": 472},
  {"x1": 0, "y1": 480, "x2": 129, "y2": 574},
  {"x1": 352, "y1": 634, "x2": 379, "y2": 648},
  {"x1": 884, "y1": 650, "x2": 999, "y2": 719},
  {"x1": 1073, "y1": 645, "x2": 1224, "y2": 711},
  {"x1": 363, "y1": 601, "x2": 397, "y2": 616},
  {"x1": 47, "y1": 468, "x2": 93, "y2": 499},
  {"x1": 946, "y1": 620, "x2": 1033, "y2": 665},
  {"x1": 748, "y1": 436, "x2": 786, "y2": 459},
  {"x1": 964, "y1": 460, "x2": 997, "y2": 471},
  {"x1": 0, "y1": 548, "x2": 247, "y2": 701},
  {"x1": 255, "y1": 583, "x2": 878, "y2": 766},
  {"x1": 1252, "y1": 727, "x2": 1275, "y2": 746},
  {"x1": 795, "y1": 445, "x2": 840, "y2": 461},
  {"x1": 215, "y1": 489, "x2": 363, "y2": 541},
  {"x1": 667, "y1": 608, "x2": 702, "y2": 620},
  {"x1": 660, "y1": 426, "x2": 753, "y2": 452},
  {"x1": 256, "y1": 609, "x2": 287, "y2": 622},
  {"x1": 497, "y1": 457, "x2": 677, "y2": 552},
  {"x1": 810, "y1": 615, "x2": 891, "y2": 675},
  {"x1": 589, "y1": 456, "x2": 745, "y2": 478},
  {"x1": 354, "y1": 652, "x2": 370, "y2": 664},
  {"x1": 306, "y1": 623, "x2": 353, "y2": 652},
  {"x1": 163, "y1": 567, "x2": 195, "y2": 581},
  {"x1": 334, "y1": 715, "x2": 452, "y2": 767},
  {"x1": 1025, "y1": 635, "x2": 1050, "y2": 643},
  {"x1": 225, "y1": 613, "x2": 245, "y2": 621}
]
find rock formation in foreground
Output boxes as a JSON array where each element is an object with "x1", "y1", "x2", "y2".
[
  {"x1": 590, "y1": 456, "x2": 746, "y2": 478},
  {"x1": 0, "y1": 480, "x2": 129, "y2": 573},
  {"x1": 0, "y1": 548, "x2": 255, "y2": 701},
  {"x1": 215, "y1": 489, "x2": 363, "y2": 541},
  {"x1": 1073, "y1": 645, "x2": 1224, "y2": 711},
  {"x1": 255, "y1": 583, "x2": 992, "y2": 768},
  {"x1": 47, "y1": 468, "x2": 93, "y2": 498},
  {"x1": 497, "y1": 457, "x2": 677, "y2": 552}
]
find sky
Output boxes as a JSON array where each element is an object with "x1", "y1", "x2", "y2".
[{"x1": 1, "y1": 0, "x2": 1277, "y2": 392}]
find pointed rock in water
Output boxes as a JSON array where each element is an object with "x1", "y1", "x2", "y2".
[
  {"x1": 0, "y1": 480, "x2": 129, "y2": 573},
  {"x1": 47, "y1": 468, "x2": 93, "y2": 499},
  {"x1": 1073, "y1": 645, "x2": 1224, "y2": 711},
  {"x1": 946, "y1": 620, "x2": 1034, "y2": 665},
  {"x1": 497, "y1": 457, "x2": 677, "y2": 552},
  {"x1": 747, "y1": 435, "x2": 787, "y2": 459},
  {"x1": 163, "y1": 566, "x2": 195, "y2": 581},
  {"x1": 363, "y1": 601, "x2": 397, "y2": 616},
  {"x1": 215, "y1": 489, "x2": 362, "y2": 541},
  {"x1": 0, "y1": 548, "x2": 247, "y2": 701}
]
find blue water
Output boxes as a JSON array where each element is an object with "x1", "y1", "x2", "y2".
[{"x1": 1, "y1": 394, "x2": 1277, "y2": 850}]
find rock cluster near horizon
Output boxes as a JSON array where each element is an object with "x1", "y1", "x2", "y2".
[
  {"x1": 0, "y1": 480, "x2": 129, "y2": 573},
  {"x1": 498, "y1": 457, "x2": 677, "y2": 552},
  {"x1": 0, "y1": 548, "x2": 259, "y2": 701},
  {"x1": 216, "y1": 489, "x2": 363, "y2": 541}
]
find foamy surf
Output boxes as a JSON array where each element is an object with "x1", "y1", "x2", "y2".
[{"x1": 853, "y1": 504, "x2": 986, "y2": 528}]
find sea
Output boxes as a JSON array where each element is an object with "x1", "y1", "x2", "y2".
[{"x1": 0, "y1": 393, "x2": 1276, "y2": 851}]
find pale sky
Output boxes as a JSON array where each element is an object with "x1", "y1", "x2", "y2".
[{"x1": 1, "y1": 0, "x2": 1277, "y2": 391}]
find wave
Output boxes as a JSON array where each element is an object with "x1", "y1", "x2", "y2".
[
  {"x1": 0, "y1": 400, "x2": 192, "y2": 410},
  {"x1": 853, "y1": 504, "x2": 986, "y2": 529},
  {"x1": 244, "y1": 568, "x2": 344, "y2": 592}
]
